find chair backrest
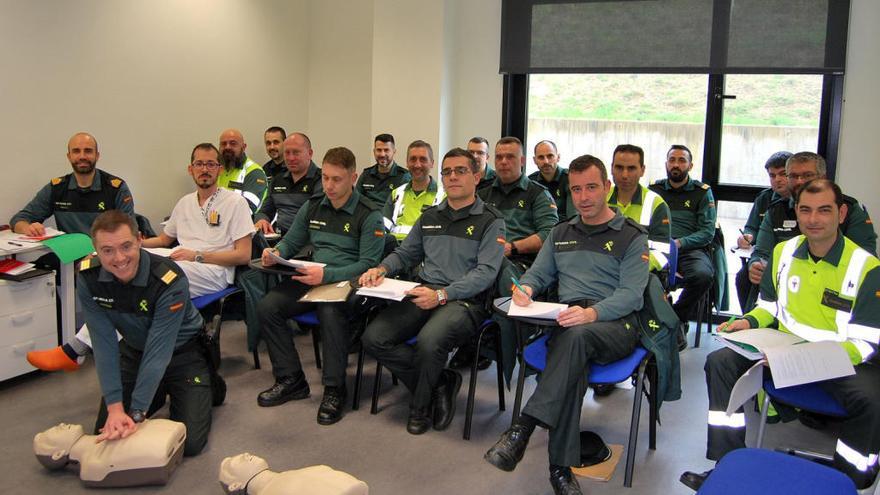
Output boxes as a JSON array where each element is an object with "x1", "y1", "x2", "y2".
[{"x1": 667, "y1": 238, "x2": 679, "y2": 288}]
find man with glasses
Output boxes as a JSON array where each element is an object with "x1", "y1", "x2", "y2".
[
  {"x1": 467, "y1": 136, "x2": 496, "y2": 191},
  {"x1": 748, "y1": 152, "x2": 877, "y2": 288},
  {"x1": 27, "y1": 143, "x2": 254, "y2": 372},
  {"x1": 360, "y1": 148, "x2": 504, "y2": 434}
]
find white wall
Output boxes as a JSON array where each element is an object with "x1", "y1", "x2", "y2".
[
  {"x1": 0, "y1": 0, "x2": 310, "y2": 227},
  {"x1": 837, "y1": 0, "x2": 880, "y2": 253}
]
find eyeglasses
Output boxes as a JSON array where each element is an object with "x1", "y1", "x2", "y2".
[
  {"x1": 192, "y1": 161, "x2": 221, "y2": 170},
  {"x1": 788, "y1": 172, "x2": 818, "y2": 181},
  {"x1": 440, "y1": 166, "x2": 473, "y2": 177}
]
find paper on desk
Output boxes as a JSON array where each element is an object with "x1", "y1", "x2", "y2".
[
  {"x1": 356, "y1": 278, "x2": 421, "y2": 301},
  {"x1": 300, "y1": 281, "x2": 352, "y2": 302},
  {"x1": 764, "y1": 341, "x2": 854, "y2": 388},
  {"x1": 726, "y1": 361, "x2": 766, "y2": 415},
  {"x1": 15, "y1": 227, "x2": 65, "y2": 242},
  {"x1": 267, "y1": 250, "x2": 326, "y2": 269},
  {"x1": 507, "y1": 300, "x2": 568, "y2": 320},
  {"x1": 719, "y1": 328, "x2": 804, "y2": 350},
  {"x1": 41, "y1": 233, "x2": 94, "y2": 263}
]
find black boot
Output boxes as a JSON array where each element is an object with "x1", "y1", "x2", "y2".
[
  {"x1": 257, "y1": 372, "x2": 310, "y2": 407},
  {"x1": 549, "y1": 466, "x2": 582, "y2": 495},
  {"x1": 317, "y1": 386, "x2": 347, "y2": 425}
]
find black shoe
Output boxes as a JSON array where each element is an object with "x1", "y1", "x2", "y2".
[
  {"x1": 593, "y1": 383, "x2": 615, "y2": 397},
  {"x1": 798, "y1": 410, "x2": 829, "y2": 430},
  {"x1": 679, "y1": 470, "x2": 712, "y2": 491},
  {"x1": 257, "y1": 373, "x2": 310, "y2": 407},
  {"x1": 432, "y1": 369, "x2": 462, "y2": 431},
  {"x1": 476, "y1": 355, "x2": 492, "y2": 371},
  {"x1": 484, "y1": 424, "x2": 531, "y2": 471},
  {"x1": 317, "y1": 386, "x2": 347, "y2": 425},
  {"x1": 549, "y1": 466, "x2": 582, "y2": 495},
  {"x1": 407, "y1": 406, "x2": 431, "y2": 435},
  {"x1": 448, "y1": 345, "x2": 475, "y2": 369}
]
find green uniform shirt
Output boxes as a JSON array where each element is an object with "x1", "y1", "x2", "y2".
[
  {"x1": 382, "y1": 177, "x2": 444, "y2": 241},
  {"x1": 529, "y1": 166, "x2": 574, "y2": 221},
  {"x1": 745, "y1": 234, "x2": 880, "y2": 365},
  {"x1": 478, "y1": 173, "x2": 559, "y2": 245},
  {"x1": 650, "y1": 177, "x2": 716, "y2": 251},
  {"x1": 276, "y1": 191, "x2": 385, "y2": 284},
  {"x1": 477, "y1": 165, "x2": 497, "y2": 191},
  {"x1": 254, "y1": 161, "x2": 322, "y2": 233},
  {"x1": 743, "y1": 188, "x2": 782, "y2": 240},
  {"x1": 217, "y1": 156, "x2": 268, "y2": 214},
  {"x1": 355, "y1": 161, "x2": 411, "y2": 206}
]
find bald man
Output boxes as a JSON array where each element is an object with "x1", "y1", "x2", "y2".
[
  {"x1": 12, "y1": 132, "x2": 135, "y2": 236},
  {"x1": 218, "y1": 128, "x2": 268, "y2": 214},
  {"x1": 254, "y1": 133, "x2": 323, "y2": 235}
]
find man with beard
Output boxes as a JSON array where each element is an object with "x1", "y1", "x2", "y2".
[
  {"x1": 383, "y1": 140, "x2": 444, "y2": 242},
  {"x1": 218, "y1": 128, "x2": 268, "y2": 214},
  {"x1": 747, "y1": 152, "x2": 877, "y2": 288},
  {"x1": 27, "y1": 143, "x2": 253, "y2": 372},
  {"x1": 254, "y1": 132, "x2": 323, "y2": 236},
  {"x1": 649, "y1": 145, "x2": 716, "y2": 323},
  {"x1": 12, "y1": 132, "x2": 135, "y2": 236},
  {"x1": 467, "y1": 136, "x2": 496, "y2": 191},
  {"x1": 262, "y1": 126, "x2": 287, "y2": 180},
  {"x1": 529, "y1": 140, "x2": 574, "y2": 221},
  {"x1": 356, "y1": 133, "x2": 411, "y2": 206}
]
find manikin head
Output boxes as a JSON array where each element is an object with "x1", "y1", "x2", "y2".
[
  {"x1": 219, "y1": 453, "x2": 271, "y2": 494},
  {"x1": 33, "y1": 423, "x2": 86, "y2": 470}
]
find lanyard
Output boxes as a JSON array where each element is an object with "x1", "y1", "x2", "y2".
[{"x1": 199, "y1": 190, "x2": 220, "y2": 226}]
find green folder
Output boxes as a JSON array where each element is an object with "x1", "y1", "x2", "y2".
[{"x1": 42, "y1": 233, "x2": 94, "y2": 264}]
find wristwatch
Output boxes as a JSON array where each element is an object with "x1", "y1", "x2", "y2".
[
  {"x1": 195, "y1": 251, "x2": 204, "y2": 263},
  {"x1": 130, "y1": 409, "x2": 146, "y2": 423},
  {"x1": 437, "y1": 289, "x2": 447, "y2": 306},
  {"x1": 509, "y1": 242, "x2": 519, "y2": 256}
]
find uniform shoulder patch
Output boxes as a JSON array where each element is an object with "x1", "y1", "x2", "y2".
[
  {"x1": 701, "y1": 183, "x2": 710, "y2": 190},
  {"x1": 110, "y1": 178, "x2": 123, "y2": 188},
  {"x1": 160, "y1": 270, "x2": 178, "y2": 285},
  {"x1": 51, "y1": 177, "x2": 62, "y2": 185},
  {"x1": 256, "y1": 178, "x2": 266, "y2": 184},
  {"x1": 78, "y1": 256, "x2": 99, "y2": 271}
]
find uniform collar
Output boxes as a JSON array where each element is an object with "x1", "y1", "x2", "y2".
[
  {"x1": 97, "y1": 248, "x2": 152, "y2": 287},
  {"x1": 792, "y1": 233, "x2": 846, "y2": 266},
  {"x1": 368, "y1": 161, "x2": 404, "y2": 177},
  {"x1": 493, "y1": 172, "x2": 530, "y2": 192},
  {"x1": 482, "y1": 166, "x2": 496, "y2": 181},
  {"x1": 530, "y1": 166, "x2": 564, "y2": 184},
  {"x1": 608, "y1": 184, "x2": 646, "y2": 206},
  {"x1": 657, "y1": 176, "x2": 695, "y2": 191},
  {"x1": 320, "y1": 189, "x2": 361, "y2": 214},
  {"x1": 405, "y1": 176, "x2": 437, "y2": 194},
  {"x1": 567, "y1": 210, "x2": 626, "y2": 231},
  {"x1": 437, "y1": 195, "x2": 486, "y2": 215},
  {"x1": 68, "y1": 169, "x2": 104, "y2": 191}
]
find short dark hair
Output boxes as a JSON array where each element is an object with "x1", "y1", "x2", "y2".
[
  {"x1": 534, "y1": 140, "x2": 557, "y2": 154},
  {"x1": 407, "y1": 140, "x2": 434, "y2": 162},
  {"x1": 668, "y1": 144, "x2": 693, "y2": 162},
  {"x1": 322, "y1": 147, "x2": 357, "y2": 171},
  {"x1": 796, "y1": 178, "x2": 843, "y2": 208},
  {"x1": 787, "y1": 151, "x2": 827, "y2": 176},
  {"x1": 264, "y1": 126, "x2": 286, "y2": 139},
  {"x1": 374, "y1": 133, "x2": 395, "y2": 146},
  {"x1": 612, "y1": 144, "x2": 645, "y2": 167},
  {"x1": 764, "y1": 151, "x2": 792, "y2": 170},
  {"x1": 442, "y1": 148, "x2": 478, "y2": 173},
  {"x1": 468, "y1": 136, "x2": 489, "y2": 147},
  {"x1": 289, "y1": 132, "x2": 313, "y2": 150},
  {"x1": 496, "y1": 136, "x2": 524, "y2": 154},
  {"x1": 568, "y1": 154, "x2": 608, "y2": 183},
  {"x1": 91, "y1": 210, "x2": 138, "y2": 239},
  {"x1": 191, "y1": 142, "x2": 220, "y2": 163}
]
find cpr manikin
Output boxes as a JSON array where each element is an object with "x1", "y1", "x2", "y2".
[
  {"x1": 33, "y1": 419, "x2": 186, "y2": 487},
  {"x1": 219, "y1": 453, "x2": 369, "y2": 495}
]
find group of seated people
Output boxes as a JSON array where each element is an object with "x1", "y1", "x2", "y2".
[{"x1": 10, "y1": 129, "x2": 880, "y2": 495}]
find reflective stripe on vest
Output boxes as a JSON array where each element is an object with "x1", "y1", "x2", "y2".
[
  {"x1": 640, "y1": 189, "x2": 660, "y2": 226},
  {"x1": 775, "y1": 236, "x2": 873, "y2": 344},
  {"x1": 836, "y1": 439, "x2": 879, "y2": 472},
  {"x1": 708, "y1": 410, "x2": 745, "y2": 428},
  {"x1": 387, "y1": 181, "x2": 443, "y2": 234}
]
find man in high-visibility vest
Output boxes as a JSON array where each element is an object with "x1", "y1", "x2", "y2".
[
  {"x1": 218, "y1": 128, "x2": 268, "y2": 214},
  {"x1": 382, "y1": 140, "x2": 443, "y2": 242},
  {"x1": 681, "y1": 179, "x2": 880, "y2": 491}
]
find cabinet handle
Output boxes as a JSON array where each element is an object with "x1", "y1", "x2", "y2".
[
  {"x1": 13, "y1": 341, "x2": 36, "y2": 355},
  {"x1": 11, "y1": 312, "x2": 34, "y2": 325}
]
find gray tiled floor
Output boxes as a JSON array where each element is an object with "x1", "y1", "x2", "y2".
[{"x1": 1, "y1": 322, "x2": 839, "y2": 494}]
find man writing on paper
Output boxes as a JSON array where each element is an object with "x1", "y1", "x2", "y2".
[
  {"x1": 359, "y1": 148, "x2": 504, "y2": 435},
  {"x1": 256, "y1": 147, "x2": 384, "y2": 426},
  {"x1": 681, "y1": 179, "x2": 880, "y2": 491},
  {"x1": 484, "y1": 155, "x2": 649, "y2": 495}
]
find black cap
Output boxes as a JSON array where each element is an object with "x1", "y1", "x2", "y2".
[{"x1": 578, "y1": 431, "x2": 612, "y2": 467}]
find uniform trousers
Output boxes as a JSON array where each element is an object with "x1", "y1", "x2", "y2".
[
  {"x1": 521, "y1": 319, "x2": 638, "y2": 467},
  {"x1": 94, "y1": 339, "x2": 213, "y2": 456},
  {"x1": 258, "y1": 279, "x2": 363, "y2": 388},
  {"x1": 362, "y1": 299, "x2": 484, "y2": 408},
  {"x1": 706, "y1": 347, "x2": 880, "y2": 489},
  {"x1": 674, "y1": 249, "x2": 714, "y2": 321}
]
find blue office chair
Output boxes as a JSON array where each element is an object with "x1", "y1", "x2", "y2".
[
  {"x1": 698, "y1": 448, "x2": 857, "y2": 494},
  {"x1": 366, "y1": 319, "x2": 506, "y2": 440},
  {"x1": 191, "y1": 286, "x2": 255, "y2": 366},
  {"x1": 517, "y1": 334, "x2": 657, "y2": 487},
  {"x1": 755, "y1": 377, "x2": 848, "y2": 451}
]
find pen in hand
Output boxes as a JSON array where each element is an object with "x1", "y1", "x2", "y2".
[{"x1": 510, "y1": 276, "x2": 532, "y2": 304}]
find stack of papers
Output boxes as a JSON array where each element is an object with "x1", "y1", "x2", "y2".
[
  {"x1": 0, "y1": 258, "x2": 36, "y2": 276},
  {"x1": 507, "y1": 300, "x2": 568, "y2": 320},
  {"x1": 15, "y1": 227, "x2": 65, "y2": 242},
  {"x1": 266, "y1": 250, "x2": 326, "y2": 269},
  {"x1": 356, "y1": 278, "x2": 421, "y2": 301}
]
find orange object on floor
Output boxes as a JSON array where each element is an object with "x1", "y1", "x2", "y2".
[{"x1": 27, "y1": 346, "x2": 80, "y2": 372}]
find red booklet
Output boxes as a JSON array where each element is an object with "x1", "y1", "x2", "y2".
[{"x1": 0, "y1": 258, "x2": 35, "y2": 276}]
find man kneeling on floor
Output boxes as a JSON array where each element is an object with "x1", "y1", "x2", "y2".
[
  {"x1": 359, "y1": 147, "x2": 504, "y2": 434},
  {"x1": 484, "y1": 154, "x2": 649, "y2": 495}
]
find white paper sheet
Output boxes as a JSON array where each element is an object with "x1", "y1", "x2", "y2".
[
  {"x1": 764, "y1": 341, "x2": 855, "y2": 388},
  {"x1": 267, "y1": 250, "x2": 327, "y2": 269},
  {"x1": 356, "y1": 278, "x2": 421, "y2": 301},
  {"x1": 726, "y1": 361, "x2": 766, "y2": 415},
  {"x1": 507, "y1": 300, "x2": 568, "y2": 320}
]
